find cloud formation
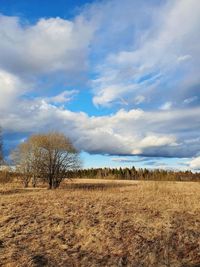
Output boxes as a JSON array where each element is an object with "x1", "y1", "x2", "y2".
[
  {"x1": 0, "y1": 15, "x2": 94, "y2": 76},
  {"x1": 91, "y1": 0, "x2": 200, "y2": 108},
  {"x1": 1, "y1": 96, "x2": 200, "y2": 159},
  {"x1": 0, "y1": 69, "x2": 27, "y2": 109},
  {"x1": 0, "y1": 0, "x2": 199, "y2": 169},
  {"x1": 189, "y1": 157, "x2": 200, "y2": 170}
]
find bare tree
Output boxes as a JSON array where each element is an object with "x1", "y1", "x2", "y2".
[
  {"x1": 11, "y1": 132, "x2": 81, "y2": 188},
  {"x1": 11, "y1": 141, "x2": 33, "y2": 187}
]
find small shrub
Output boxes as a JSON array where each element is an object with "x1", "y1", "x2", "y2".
[{"x1": 0, "y1": 169, "x2": 13, "y2": 184}]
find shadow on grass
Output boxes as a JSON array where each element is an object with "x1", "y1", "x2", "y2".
[
  {"x1": 0, "y1": 188, "x2": 44, "y2": 195},
  {"x1": 63, "y1": 182, "x2": 135, "y2": 191},
  {"x1": 0, "y1": 182, "x2": 136, "y2": 195},
  {"x1": 32, "y1": 254, "x2": 48, "y2": 266}
]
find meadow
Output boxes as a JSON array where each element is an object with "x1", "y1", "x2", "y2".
[{"x1": 0, "y1": 179, "x2": 200, "y2": 267}]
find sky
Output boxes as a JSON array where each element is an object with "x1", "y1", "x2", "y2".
[{"x1": 0, "y1": 0, "x2": 200, "y2": 170}]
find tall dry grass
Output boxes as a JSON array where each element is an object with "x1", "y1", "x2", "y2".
[{"x1": 0, "y1": 179, "x2": 199, "y2": 266}]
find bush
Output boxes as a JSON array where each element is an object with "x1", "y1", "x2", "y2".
[{"x1": 0, "y1": 169, "x2": 13, "y2": 184}]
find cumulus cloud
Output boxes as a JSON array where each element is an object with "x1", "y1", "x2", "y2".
[
  {"x1": 139, "y1": 135, "x2": 176, "y2": 148},
  {"x1": 1, "y1": 96, "x2": 200, "y2": 158},
  {"x1": 189, "y1": 157, "x2": 200, "y2": 170},
  {"x1": 0, "y1": 14, "x2": 95, "y2": 115},
  {"x1": 0, "y1": 69, "x2": 27, "y2": 109},
  {"x1": 0, "y1": 15, "x2": 95, "y2": 76}
]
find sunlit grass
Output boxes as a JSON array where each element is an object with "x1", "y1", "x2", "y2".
[{"x1": 0, "y1": 179, "x2": 199, "y2": 266}]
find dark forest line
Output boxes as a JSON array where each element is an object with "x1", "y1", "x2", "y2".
[{"x1": 67, "y1": 167, "x2": 200, "y2": 182}]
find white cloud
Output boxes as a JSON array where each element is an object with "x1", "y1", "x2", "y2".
[
  {"x1": 91, "y1": 0, "x2": 200, "y2": 107},
  {"x1": 177, "y1": 54, "x2": 192, "y2": 63},
  {"x1": 139, "y1": 135, "x2": 177, "y2": 148},
  {"x1": 0, "y1": 15, "x2": 95, "y2": 76},
  {"x1": 183, "y1": 96, "x2": 198, "y2": 105},
  {"x1": 160, "y1": 102, "x2": 172, "y2": 110},
  {"x1": 44, "y1": 90, "x2": 79, "y2": 104},
  {"x1": 112, "y1": 157, "x2": 136, "y2": 163},
  {"x1": 93, "y1": 84, "x2": 136, "y2": 107},
  {"x1": 134, "y1": 95, "x2": 145, "y2": 105},
  {"x1": 111, "y1": 156, "x2": 152, "y2": 163},
  {"x1": 0, "y1": 14, "x2": 95, "y2": 112},
  {"x1": 189, "y1": 156, "x2": 200, "y2": 170},
  {"x1": 1, "y1": 96, "x2": 200, "y2": 158},
  {"x1": 0, "y1": 0, "x2": 199, "y2": 167},
  {"x1": 0, "y1": 69, "x2": 27, "y2": 109}
]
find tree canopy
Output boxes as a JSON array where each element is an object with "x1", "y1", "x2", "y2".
[{"x1": 12, "y1": 132, "x2": 81, "y2": 188}]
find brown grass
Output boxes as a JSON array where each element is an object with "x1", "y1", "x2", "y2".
[{"x1": 0, "y1": 179, "x2": 200, "y2": 267}]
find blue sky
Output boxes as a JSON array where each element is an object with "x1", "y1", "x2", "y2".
[{"x1": 0, "y1": 0, "x2": 200, "y2": 170}]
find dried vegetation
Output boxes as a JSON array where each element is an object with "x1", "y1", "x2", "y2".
[{"x1": 0, "y1": 179, "x2": 200, "y2": 267}]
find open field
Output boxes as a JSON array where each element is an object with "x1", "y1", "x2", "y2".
[{"x1": 0, "y1": 179, "x2": 200, "y2": 267}]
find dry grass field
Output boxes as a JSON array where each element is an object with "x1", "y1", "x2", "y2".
[{"x1": 0, "y1": 179, "x2": 200, "y2": 267}]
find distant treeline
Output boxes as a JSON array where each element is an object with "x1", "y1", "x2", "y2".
[
  {"x1": 1, "y1": 167, "x2": 200, "y2": 185},
  {"x1": 67, "y1": 167, "x2": 200, "y2": 181}
]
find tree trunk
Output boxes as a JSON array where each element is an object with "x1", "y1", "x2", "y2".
[
  {"x1": 32, "y1": 175, "x2": 36, "y2": 187},
  {"x1": 48, "y1": 176, "x2": 53, "y2": 189},
  {"x1": 24, "y1": 177, "x2": 29, "y2": 188},
  {"x1": 53, "y1": 180, "x2": 60, "y2": 189}
]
